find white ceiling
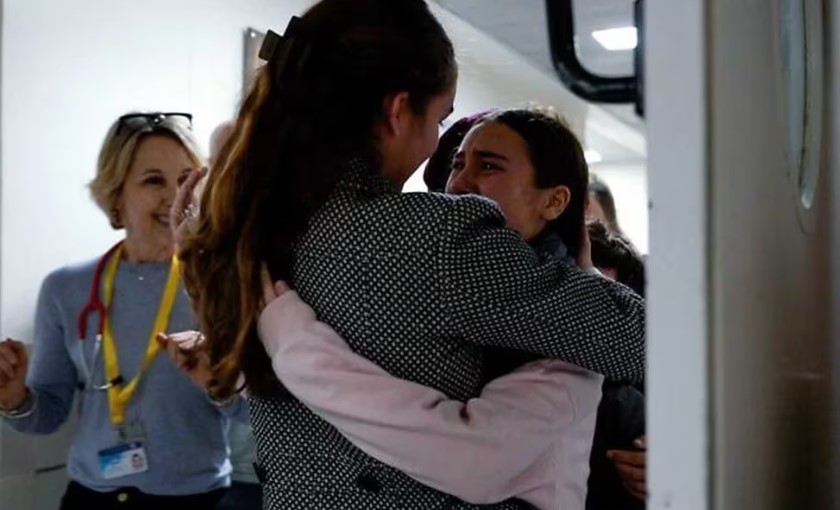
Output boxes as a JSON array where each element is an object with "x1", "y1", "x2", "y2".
[{"x1": 434, "y1": 0, "x2": 643, "y2": 135}]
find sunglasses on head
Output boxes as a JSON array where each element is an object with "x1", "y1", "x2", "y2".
[{"x1": 116, "y1": 112, "x2": 193, "y2": 133}]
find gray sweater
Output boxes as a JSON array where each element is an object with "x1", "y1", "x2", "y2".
[{"x1": 3, "y1": 256, "x2": 245, "y2": 495}]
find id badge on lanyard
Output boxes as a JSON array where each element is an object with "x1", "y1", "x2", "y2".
[
  {"x1": 99, "y1": 441, "x2": 149, "y2": 480},
  {"x1": 93, "y1": 244, "x2": 181, "y2": 480}
]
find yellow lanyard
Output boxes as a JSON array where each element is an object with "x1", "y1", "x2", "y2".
[{"x1": 101, "y1": 246, "x2": 181, "y2": 427}]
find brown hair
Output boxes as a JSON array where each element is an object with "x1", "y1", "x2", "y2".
[
  {"x1": 179, "y1": 0, "x2": 456, "y2": 399},
  {"x1": 588, "y1": 220, "x2": 645, "y2": 296}
]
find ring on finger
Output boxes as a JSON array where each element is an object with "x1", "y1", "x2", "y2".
[{"x1": 185, "y1": 203, "x2": 199, "y2": 218}]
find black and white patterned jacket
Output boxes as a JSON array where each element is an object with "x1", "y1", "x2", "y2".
[{"x1": 251, "y1": 159, "x2": 645, "y2": 510}]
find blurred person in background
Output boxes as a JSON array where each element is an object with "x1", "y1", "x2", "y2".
[
  {"x1": 586, "y1": 220, "x2": 647, "y2": 509},
  {"x1": 587, "y1": 175, "x2": 622, "y2": 234}
]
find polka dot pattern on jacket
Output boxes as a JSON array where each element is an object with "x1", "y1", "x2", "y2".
[{"x1": 252, "y1": 158, "x2": 645, "y2": 510}]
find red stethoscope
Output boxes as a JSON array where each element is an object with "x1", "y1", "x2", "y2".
[{"x1": 76, "y1": 241, "x2": 124, "y2": 391}]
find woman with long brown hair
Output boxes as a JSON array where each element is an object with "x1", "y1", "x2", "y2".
[{"x1": 179, "y1": 1, "x2": 645, "y2": 508}]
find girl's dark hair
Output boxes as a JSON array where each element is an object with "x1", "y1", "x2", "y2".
[
  {"x1": 481, "y1": 109, "x2": 589, "y2": 258},
  {"x1": 588, "y1": 175, "x2": 621, "y2": 233},
  {"x1": 588, "y1": 221, "x2": 645, "y2": 297},
  {"x1": 180, "y1": 0, "x2": 456, "y2": 399}
]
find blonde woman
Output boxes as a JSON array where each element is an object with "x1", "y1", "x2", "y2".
[{"x1": 0, "y1": 112, "x2": 244, "y2": 510}]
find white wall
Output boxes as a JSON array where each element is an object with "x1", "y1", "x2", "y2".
[
  {"x1": 646, "y1": 0, "x2": 709, "y2": 509},
  {"x1": 588, "y1": 162, "x2": 648, "y2": 253}
]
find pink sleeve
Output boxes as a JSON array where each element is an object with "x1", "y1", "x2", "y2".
[{"x1": 259, "y1": 291, "x2": 603, "y2": 506}]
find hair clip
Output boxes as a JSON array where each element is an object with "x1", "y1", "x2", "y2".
[
  {"x1": 259, "y1": 16, "x2": 304, "y2": 62},
  {"x1": 259, "y1": 16, "x2": 312, "y2": 81},
  {"x1": 258, "y1": 29, "x2": 283, "y2": 62}
]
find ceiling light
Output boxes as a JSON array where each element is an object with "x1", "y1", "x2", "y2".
[
  {"x1": 584, "y1": 150, "x2": 603, "y2": 164},
  {"x1": 592, "y1": 27, "x2": 638, "y2": 51}
]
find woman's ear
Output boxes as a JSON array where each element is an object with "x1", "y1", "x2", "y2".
[
  {"x1": 382, "y1": 92, "x2": 412, "y2": 138},
  {"x1": 111, "y1": 197, "x2": 125, "y2": 229},
  {"x1": 541, "y1": 186, "x2": 572, "y2": 221}
]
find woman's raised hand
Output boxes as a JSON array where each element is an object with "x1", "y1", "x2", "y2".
[
  {"x1": 0, "y1": 339, "x2": 29, "y2": 411},
  {"x1": 170, "y1": 167, "x2": 208, "y2": 250}
]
